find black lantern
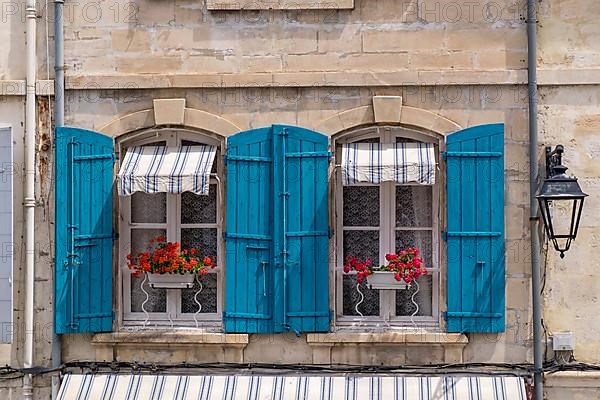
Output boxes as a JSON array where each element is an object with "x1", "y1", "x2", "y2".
[{"x1": 536, "y1": 145, "x2": 588, "y2": 258}]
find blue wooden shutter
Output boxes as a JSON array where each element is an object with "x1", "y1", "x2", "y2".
[
  {"x1": 224, "y1": 128, "x2": 275, "y2": 333},
  {"x1": 445, "y1": 123, "x2": 505, "y2": 333},
  {"x1": 55, "y1": 127, "x2": 114, "y2": 334},
  {"x1": 274, "y1": 125, "x2": 330, "y2": 333}
]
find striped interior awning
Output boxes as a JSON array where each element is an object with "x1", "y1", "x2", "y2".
[
  {"x1": 342, "y1": 142, "x2": 436, "y2": 186},
  {"x1": 58, "y1": 374, "x2": 527, "y2": 400},
  {"x1": 117, "y1": 145, "x2": 217, "y2": 196}
]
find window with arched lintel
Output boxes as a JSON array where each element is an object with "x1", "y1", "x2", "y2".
[
  {"x1": 117, "y1": 128, "x2": 225, "y2": 329},
  {"x1": 332, "y1": 125, "x2": 443, "y2": 329}
]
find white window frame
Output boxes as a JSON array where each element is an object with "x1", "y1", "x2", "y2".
[
  {"x1": 332, "y1": 126, "x2": 442, "y2": 330},
  {"x1": 116, "y1": 128, "x2": 225, "y2": 329}
]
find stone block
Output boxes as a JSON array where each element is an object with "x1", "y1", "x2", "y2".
[
  {"x1": 505, "y1": 206, "x2": 527, "y2": 240},
  {"x1": 446, "y1": 29, "x2": 526, "y2": 51},
  {"x1": 363, "y1": 30, "x2": 445, "y2": 52},
  {"x1": 409, "y1": 51, "x2": 474, "y2": 70},
  {"x1": 115, "y1": 57, "x2": 182, "y2": 74},
  {"x1": 506, "y1": 278, "x2": 531, "y2": 310},
  {"x1": 153, "y1": 98, "x2": 186, "y2": 125},
  {"x1": 244, "y1": 334, "x2": 313, "y2": 364},
  {"x1": 372, "y1": 95, "x2": 402, "y2": 123},
  {"x1": 317, "y1": 27, "x2": 362, "y2": 53},
  {"x1": 506, "y1": 179, "x2": 529, "y2": 207},
  {"x1": 507, "y1": 109, "x2": 529, "y2": 142},
  {"x1": 111, "y1": 30, "x2": 152, "y2": 52},
  {"x1": 477, "y1": 51, "x2": 527, "y2": 70},
  {"x1": 207, "y1": 0, "x2": 354, "y2": 10},
  {"x1": 406, "y1": 346, "x2": 444, "y2": 364},
  {"x1": 240, "y1": 56, "x2": 283, "y2": 73},
  {"x1": 505, "y1": 142, "x2": 530, "y2": 178}
]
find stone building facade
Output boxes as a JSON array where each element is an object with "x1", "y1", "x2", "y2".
[{"x1": 0, "y1": 0, "x2": 599, "y2": 398}]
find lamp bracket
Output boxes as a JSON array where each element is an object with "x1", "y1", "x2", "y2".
[{"x1": 545, "y1": 145, "x2": 564, "y2": 178}]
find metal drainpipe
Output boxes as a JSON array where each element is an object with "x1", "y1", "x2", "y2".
[
  {"x1": 51, "y1": 0, "x2": 65, "y2": 398},
  {"x1": 527, "y1": 0, "x2": 544, "y2": 399},
  {"x1": 24, "y1": 0, "x2": 37, "y2": 396}
]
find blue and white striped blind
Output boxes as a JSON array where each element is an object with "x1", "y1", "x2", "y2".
[
  {"x1": 57, "y1": 374, "x2": 527, "y2": 400},
  {"x1": 117, "y1": 145, "x2": 217, "y2": 196},
  {"x1": 342, "y1": 142, "x2": 436, "y2": 186}
]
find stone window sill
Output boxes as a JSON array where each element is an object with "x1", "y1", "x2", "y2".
[
  {"x1": 207, "y1": 0, "x2": 354, "y2": 10},
  {"x1": 92, "y1": 332, "x2": 249, "y2": 363},
  {"x1": 306, "y1": 332, "x2": 469, "y2": 363}
]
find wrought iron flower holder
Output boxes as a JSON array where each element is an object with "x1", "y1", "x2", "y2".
[{"x1": 140, "y1": 273, "x2": 204, "y2": 328}]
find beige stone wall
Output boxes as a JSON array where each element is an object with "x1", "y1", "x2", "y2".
[
  {"x1": 60, "y1": 0, "x2": 526, "y2": 77},
  {"x1": 535, "y1": 0, "x2": 600, "y2": 369},
  {"x1": 538, "y1": 85, "x2": 600, "y2": 363}
]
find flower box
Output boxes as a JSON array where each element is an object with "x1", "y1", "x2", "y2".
[
  {"x1": 147, "y1": 273, "x2": 195, "y2": 289},
  {"x1": 366, "y1": 272, "x2": 409, "y2": 290}
]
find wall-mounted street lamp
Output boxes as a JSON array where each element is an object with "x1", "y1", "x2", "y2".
[{"x1": 536, "y1": 145, "x2": 588, "y2": 258}]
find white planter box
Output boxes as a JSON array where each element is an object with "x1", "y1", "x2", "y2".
[
  {"x1": 147, "y1": 273, "x2": 195, "y2": 289},
  {"x1": 366, "y1": 272, "x2": 408, "y2": 290}
]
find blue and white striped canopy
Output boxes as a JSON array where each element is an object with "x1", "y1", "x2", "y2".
[
  {"x1": 57, "y1": 374, "x2": 527, "y2": 400},
  {"x1": 342, "y1": 143, "x2": 436, "y2": 186},
  {"x1": 117, "y1": 145, "x2": 217, "y2": 196}
]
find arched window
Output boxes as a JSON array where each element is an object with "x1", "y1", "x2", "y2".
[
  {"x1": 117, "y1": 129, "x2": 224, "y2": 328},
  {"x1": 333, "y1": 126, "x2": 441, "y2": 328}
]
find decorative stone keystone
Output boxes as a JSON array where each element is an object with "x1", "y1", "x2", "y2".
[
  {"x1": 372, "y1": 96, "x2": 403, "y2": 124},
  {"x1": 153, "y1": 98, "x2": 186, "y2": 126}
]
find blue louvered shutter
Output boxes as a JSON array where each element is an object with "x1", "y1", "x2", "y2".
[
  {"x1": 445, "y1": 123, "x2": 505, "y2": 333},
  {"x1": 55, "y1": 127, "x2": 114, "y2": 334},
  {"x1": 224, "y1": 128, "x2": 275, "y2": 333},
  {"x1": 273, "y1": 125, "x2": 330, "y2": 333}
]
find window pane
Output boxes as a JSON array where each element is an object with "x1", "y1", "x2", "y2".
[
  {"x1": 131, "y1": 275, "x2": 167, "y2": 313},
  {"x1": 130, "y1": 228, "x2": 167, "y2": 313},
  {"x1": 181, "y1": 273, "x2": 218, "y2": 314},
  {"x1": 396, "y1": 186, "x2": 432, "y2": 227},
  {"x1": 181, "y1": 228, "x2": 218, "y2": 260},
  {"x1": 343, "y1": 186, "x2": 380, "y2": 227},
  {"x1": 342, "y1": 275, "x2": 380, "y2": 316},
  {"x1": 395, "y1": 275, "x2": 433, "y2": 316},
  {"x1": 395, "y1": 230, "x2": 433, "y2": 268},
  {"x1": 131, "y1": 193, "x2": 167, "y2": 223},
  {"x1": 343, "y1": 230, "x2": 379, "y2": 264},
  {"x1": 181, "y1": 184, "x2": 217, "y2": 224}
]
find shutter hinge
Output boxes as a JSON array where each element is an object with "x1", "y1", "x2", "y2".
[
  {"x1": 112, "y1": 232, "x2": 119, "y2": 240},
  {"x1": 278, "y1": 128, "x2": 289, "y2": 136},
  {"x1": 329, "y1": 309, "x2": 334, "y2": 322},
  {"x1": 328, "y1": 227, "x2": 333, "y2": 239},
  {"x1": 279, "y1": 192, "x2": 290, "y2": 198},
  {"x1": 111, "y1": 153, "x2": 117, "y2": 163},
  {"x1": 223, "y1": 154, "x2": 228, "y2": 165},
  {"x1": 442, "y1": 231, "x2": 447, "y2": 241},
  {"x1": 328, "y1": 151, "x2": 333, "y2": 162},
  {"x1": 441, "y1": 151, "x2": 447, "y2": 161},
  {"x1": 442, "y1": 311, "x2": 448, "y2": 321}
]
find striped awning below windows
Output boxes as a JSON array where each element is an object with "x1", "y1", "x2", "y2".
[
  {"x1": 117, "y1": 145, "x2": 217, "y2": 196},
  {"x1": 342, "y1": 143, "x2": 436, "y2": 186},
  {"x1": 57, "y1": 374, "x2": 527, "y2": 400}
]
